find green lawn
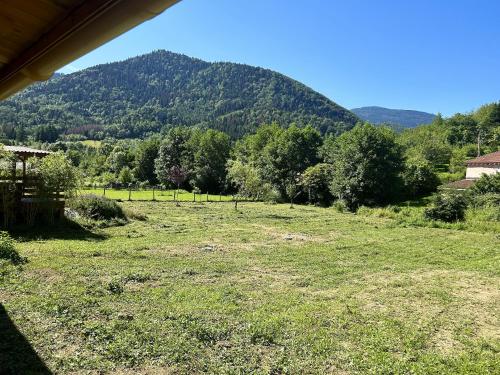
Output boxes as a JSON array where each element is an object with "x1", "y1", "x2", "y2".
[
  {"x1": 1, "y1": 202, "x2": 499, "y2": 374},
  {"x1": 79, "y1": 188, "x2": 233, "y2": 202}
]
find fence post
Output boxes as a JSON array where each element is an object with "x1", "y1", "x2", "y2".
[
  {"x1": 152, "y1": 186, "x2": 155, "y2": 201},
  {"x1": 193, "y1": 192, "x2": 196, "y2": 202},
  {"x1": 103, "y1": 186, "x2": 106, "y2": 196},
  {"x1": 128, "y1": 185, "x2": 132, "y2": 201}
]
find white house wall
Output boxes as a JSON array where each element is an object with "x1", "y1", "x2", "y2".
[{"x1": 466, "y1": 166, "x2": 500, "y2": 179}]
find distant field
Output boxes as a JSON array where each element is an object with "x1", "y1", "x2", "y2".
[
  {"x1": 80, "y1": 140, "x2": 102, "y2": 148},
  {"x1": 1, "y1": 202, "x2": 499, "y2": 374},
  {"x1": 79, "y1": 188, "x2": 233, "y2": 202}
]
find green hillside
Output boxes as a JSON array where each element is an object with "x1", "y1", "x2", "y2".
[
  {"x1": 0, "y1": 50, "x2": 358, "y2": 140},
  {"x1": 352, "y1": 106, "x2": 436, "y2": 128}
]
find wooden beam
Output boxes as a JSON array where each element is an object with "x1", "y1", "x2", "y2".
[
  {"x1": 0, "y1": 0, "x2": 121, "y2": 88},
  {"x1": 0, "y1": 0, "x2": 180, "y2": 99}
]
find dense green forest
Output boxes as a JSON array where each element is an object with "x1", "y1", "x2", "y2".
[{"x1": 0, "y1": 50, "x2": 357, "y2": 140}]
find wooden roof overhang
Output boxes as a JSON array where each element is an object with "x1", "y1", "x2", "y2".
[
  {"x1": 0, "y1": 0, "x2": 180, "y2": 100},
  {"x1": 4, "y1": 145, "x2": 52, "y2": 160}
]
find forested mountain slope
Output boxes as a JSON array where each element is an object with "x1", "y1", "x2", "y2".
[
  {"x1": 352, "y1": 106, "x2": 436, "y2": 128},
  {"x1": 0, "y1": 50, "x2": 358, "y2": 140}
]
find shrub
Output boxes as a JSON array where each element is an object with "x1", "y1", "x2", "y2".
[
  {"x1": 469, "y1": 192, "x2": 500, "y2": 208},
  {"x1": 424, "y1": 193, "x2": 468, "y2": 222},
  {"x1": 68, "y1": 195, "x2": 125, "y2": 221},
  {"x1": 333, "y1": 200, "x2": 348, "y2": 213},
  {"x1": 471, "y1": 173, "x2": 500, "y2": 195},
  {"x1": 124, "y1": 208, "x2": 148, "y2": 221},
  {"x1": 28, "y1": 153, "x2": 79, "y2": 197},
  {"x1": 0, "y1": 232, "x2": 27, "y2": 265},
  {"x1": 107, "y1": 281, "x2": 124, "y2": 294}
]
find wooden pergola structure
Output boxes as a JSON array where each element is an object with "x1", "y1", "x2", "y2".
[
  {"x1": 4, "y1": 145, "x2": 51, "y2": 189},
  {"x1": 0, "y1": 0, "x2": 180, "y2": 99},
  {"x1": 0, "y1": 146, "x2": 54, "y2": 224},
  {"x1": 0, "y1": 0, "x2": 181, "y2": 224}
]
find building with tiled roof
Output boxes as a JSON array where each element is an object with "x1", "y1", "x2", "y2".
[
  {"x1": 442, "y1": 150, "x2": 500, "y2": 190},
  {"x1": 465, "y1": 151, "x2": 500, "y2": 178}
]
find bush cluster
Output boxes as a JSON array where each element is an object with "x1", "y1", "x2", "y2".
[
  {"x1": 68, "y1": 195, "x2": 125, "y2": 221},
  {"x1": 424, "y1": 193, "x2": 468, "y2": 222},
  {"x1": 0, "y1": 232, "x2": 26, "y2": 265}
]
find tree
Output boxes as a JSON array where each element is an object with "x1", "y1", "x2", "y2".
[
  {"x1": 402, "y1": 158, "x2": 440, "y2": 199},
  {"x1": 29, "y1": 153, "x2": 79, "y2": 197},
  {"x1": 301, "y1": 163, "x2": 334, "y2": 206},
  {"x1": 473, "y1": 102, "x2": 500, "y2": 151},
  {"x1": 446, "y1": 114, "x2": 478, "y2": 146},
  {"x1": 260, "y1": 124, "x2": 322, "y2": 199},
  {"x1": 168, "y1": 166, "x2": 188, "y2": 205},
  {"x1": 15, "y1": 126, "x2": 26, "y2": 143},
  {"x1": 134, "y1": 138, "x2": 159, "y2": 184},
  {"x1": 155, "y1": 127, "x2": 193, "y2": 187},
  {"x1": 227, "y1": 160, "x2": 270, "y2": 200},
  {"x1": 190, "y1": 129, "x2": 231, "y2": 193},
  {"x1": 398, "y1": 124, "x2": 451, "y2": 167},
  {"x1": 118, "y1": 167, "x2": 133, "y2": 185},
  {"x1": 327, "y1": 123, "x2": 404, "y2": 210},
  {"x1": 107, "y1": 145, "x2": 133, "y2": 174},
  {"x1": 285, "y1": 176, "x2": 301, "y2": 208},
  {"x1": 33, "y1": 125, "x2": 59, "y2": 143}
]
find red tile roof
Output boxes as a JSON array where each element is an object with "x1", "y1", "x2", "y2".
[{"x1": 466, "y1": 151, "x2": 500, "y2": 166}]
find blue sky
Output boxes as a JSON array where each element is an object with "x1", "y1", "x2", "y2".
[{"x1": 59, "y1": 0, "x2": 500, "y2": 116}]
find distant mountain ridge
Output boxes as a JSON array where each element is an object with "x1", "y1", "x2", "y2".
[
  {"x1": 0, "y1": 50, "x2": 358, "y2": 139},
  {"x1": 351, "y1": 106, "x2": 436, "y2": 128}
]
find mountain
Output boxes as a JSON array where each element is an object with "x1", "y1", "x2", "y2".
[
  {"x1": 351, "y1": 106, "x2": 436, "y2": 128},
  {"x1": 0, "y1": 50, "x2": 358, "y2": 140}
]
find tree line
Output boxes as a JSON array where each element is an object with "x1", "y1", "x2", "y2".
[{"x1": 17, "y1": 101, "x2": 497, "y2": 211}]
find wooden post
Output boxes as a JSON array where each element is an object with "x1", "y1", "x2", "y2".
[
  {"x1": 193, "y1": 192, "x2": 196, "y2": 202},
  {"x1": 103, "y1": 186, "x2": 106, "y2": 196},
  {"x1": 206, "y1": 192, "x2": 209, "y2": 202},
  {"x1": 21, "y1": 157, "x2": 26, "y2": 197},
  {"x1": 128, "y1": 185, "x2": 132, "y2": 201},
  {"x1": 152, "y1": 186, "x2": 155, "y2": 201}
]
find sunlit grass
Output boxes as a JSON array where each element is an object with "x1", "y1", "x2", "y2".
[
  {"x1": 79, "y1": 188, "x2": 233, "y2": 202},
  {"x1": 1, "y1": 202, "x2": 498, "y2": 374}
]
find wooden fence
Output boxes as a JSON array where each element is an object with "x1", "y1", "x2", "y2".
[{"x1": 0, "y1": 176, "x2": 65, "y2": 226}]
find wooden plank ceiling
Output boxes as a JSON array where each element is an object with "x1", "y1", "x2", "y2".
[{"x1": 0, "y1": 0, "x2": 180, "y2": 100}]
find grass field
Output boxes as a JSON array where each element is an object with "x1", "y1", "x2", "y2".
[
  {"x1": 1, "y1": 201, "x2": 499, "y2": 374},
  {"x1": 79, "y1": 188, "x2": 233, "y2": 202}
]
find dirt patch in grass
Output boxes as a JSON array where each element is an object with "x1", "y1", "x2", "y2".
[
  {"x1": 252, "y1": 224, "x2": 322, "y2": 243},
  {"x1": 429, "y1": 328, "x2": 465, "y2": 355},
  {"x1": 227, "y1": 266, "x2": 302, "y2": 291},
  {"x1": 355, "y1": 269, "x2": 500, "y2": 348},
  {"x1": 24, "y1": 268, "x2": 64, "y2": 284}
]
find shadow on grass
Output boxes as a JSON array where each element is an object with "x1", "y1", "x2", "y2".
[
  {"x1": 0, "y1": 304, "x2": 52, "y2": 374},
  {"x1": 8, "y1": 218, "x2": 107, "y2": 242},
  {"x1": 258, "y1": 214, "x2": 294, "y2": 220}
]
